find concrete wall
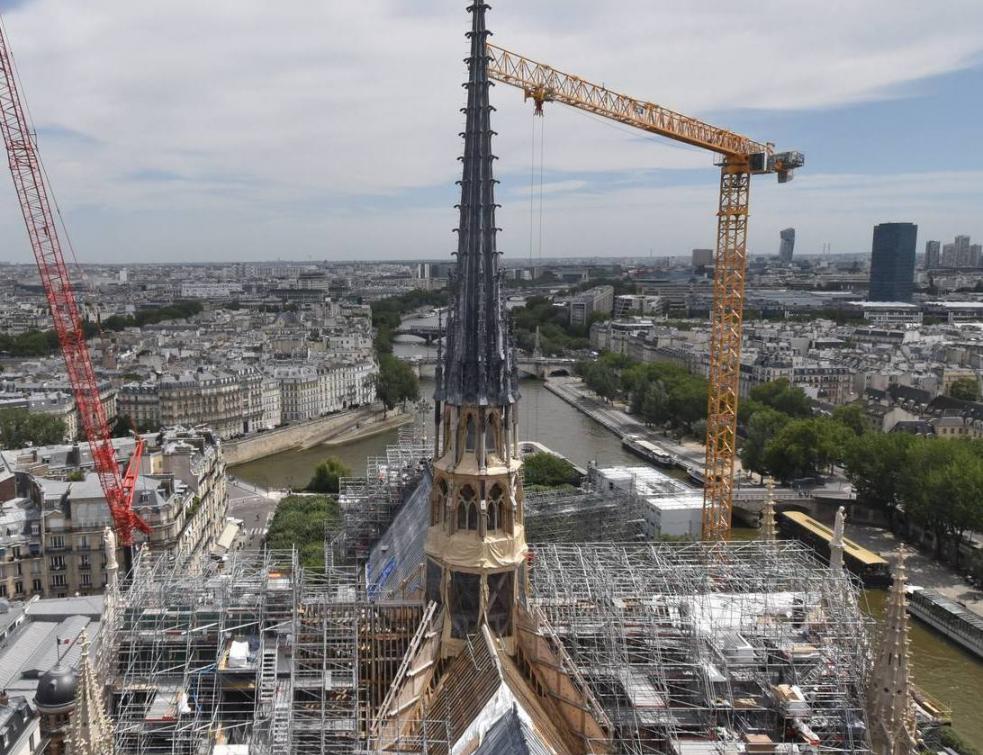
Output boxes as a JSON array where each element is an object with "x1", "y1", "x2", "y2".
[{"x1": 223, "y1": 405, "x2": 382, "y2": 465}]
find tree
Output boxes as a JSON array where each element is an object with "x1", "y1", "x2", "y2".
[
  {"x1": 523, "y1": 452, "x2": 581, "y2": 488},
  {"x1": 948, "y1": 377, "x2": 980, "y2": 402},
  {"x1": 640, "y1": 381, "x2": 669, "y2": 425},
  {"x1": 739, "y1": 407, "x2": 790, "y2": 476},
  {"x1": 581, "y1": 362, "x2": 620, "y2": 402},
  {"x1": 266, "y1": 494, "x2": 341, "y2": 570},
  {"x1": 0, "y1": 408, "x2": 66, "y2": 448},
  {"x1": 306, "y1": 457, "x2": 351, "y2": 495},
  {"x1": 831, "y1": 403, "x2": 869, "y2": 436},
  {"x1": 749, "y1": 378, "x2": 813, "y2": 418},
  {"x1": 843, "y1": 431, "x2": 915, "y2": 525},
  {"x1": 763, "y1": 417, "x2": 850, "y2": 482},
  {"x1": 902, "y1": 439, "x2": 983, "y2": 564},
  {"x1": 376, "y1": 354, "x2": 419, "y2": 410}
]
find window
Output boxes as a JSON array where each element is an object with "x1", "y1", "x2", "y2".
[
  {"x1": 32, "y1": 579, "x2": 41, "y2": 593},
  {"x1": 50, "y1": 535, "x2": 64, "y2": 549},
  {"x1": 425, "y1": 559, "x2": 443, "y2": 607},
  {"x1": 51, "y1": 574, "x2": 66, "y2": 587},
  {"x1": 458, "y1": 486, "x2": 476, "y2": 531},
  {"x1": 50, "y1": 556, "x2": 65, "y2": 571},
  {"x1": 465, "y1": 415, "x2": 476, "y2": 452},
  {"x1": 449, "y1": 571, "x2": 481, "y2": 639},
  {"x1": 487, "y1": 572, "x2": 514, "y2": 635},
  {"x1": 79, "y1": 536, "x2": 88, "y2": 550},
  {"x1": 14, "y1": 581, "x2": 23, "y2": 595},
  {"x1": 485, "y1": 414, "x2": 498, "y2": 456},
  {"x1": 432, "y1": 478, "x2": 447, "y2": 526},
  {"x1": 488, "y1": 484, "x2": 504, "y2": 532},
  {"x1": 0, "y1": 584, "x2": 6, "y2": 597},
  {"x1": 30, "y1": 524, "x2": 39, "y2": 536},
  {"x1": 81, "y1": 574, "x2": 91, "y2": 587}
]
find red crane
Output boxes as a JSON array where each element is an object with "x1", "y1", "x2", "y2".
[{"x1": 0, "y1": 18, "x2": 149, "y2": 545}]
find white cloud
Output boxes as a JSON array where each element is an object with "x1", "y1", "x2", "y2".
[{"x1": 0, "y1": 0, "x2": 977, "y2": 261}]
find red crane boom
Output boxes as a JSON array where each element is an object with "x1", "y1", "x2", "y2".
[{"x1": 0, "y1": 18, "x2": 149, "y2": 545}]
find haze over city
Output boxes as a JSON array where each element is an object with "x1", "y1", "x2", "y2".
[{"x1": 0, "y1": 0, "x2": 980, "y2": 263}]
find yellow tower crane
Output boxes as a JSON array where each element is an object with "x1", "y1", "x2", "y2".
[{"x1": 486, "y1": 44, "x2": 804, "y2": 540}]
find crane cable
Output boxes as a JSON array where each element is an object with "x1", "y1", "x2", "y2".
[{"x1": 527, "y1": 110, "x2": 546, "y2": 441}]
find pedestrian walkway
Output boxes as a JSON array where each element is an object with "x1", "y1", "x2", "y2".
[{"x1": 847, "y1": 523, "x2": 983, "y2": 615}]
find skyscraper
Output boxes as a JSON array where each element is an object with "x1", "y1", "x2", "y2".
[
  {"x1": 954, "y1": 235, "x2": 971, "y2": 267},
  {"x1": 869, "y1": 222, "x2": 917, "y2": 302},
  {"x1": 924, "y1": 240, "x2": 940, "y2": 269},
  {"x1": 779, "y1": 227, "x2": 795, "y2": 262}
]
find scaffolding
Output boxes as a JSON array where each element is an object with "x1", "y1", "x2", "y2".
[
  {"x1": 106, "y1": 548, "x2": 301, "y2": 753},
  {"x1": 524, "y1": 484, "x2": 650, "y2": 543},
  {"x1": 100, "y1": 421, "x2": 873, "y2": 753},
  {"x1": 338, "y1": 416, "x2": 433, "y2": 562},
  {"x1": 526, "y1": 540, "x2": 873, "y2": 754}
]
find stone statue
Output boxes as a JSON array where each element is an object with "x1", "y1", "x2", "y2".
[{"x1": 103, "y1": 526, "x2": 118, "y2": 572}]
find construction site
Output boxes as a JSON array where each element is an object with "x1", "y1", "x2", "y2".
[{"x1": 91, "y1": 415, "x2": 873, "y2": 753}]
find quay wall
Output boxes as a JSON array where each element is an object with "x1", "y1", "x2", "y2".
[{"x1": 223, "y1": 405, "x2": 388, "y2": 465}]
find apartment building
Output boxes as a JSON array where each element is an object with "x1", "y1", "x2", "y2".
[
  {"x1": 569, "y1": 285, "x2": 614, "y2": 328},
  {"x1": 0, "y1": 429, "x2": 227, "y2": 600}
]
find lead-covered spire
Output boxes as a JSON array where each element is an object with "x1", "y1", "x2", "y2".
[{"x1": 436, "y1": 1, "x2": 518, "y2": 408}]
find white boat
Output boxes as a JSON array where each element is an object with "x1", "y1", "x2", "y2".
[{"x1": 907, "y1": 587, "x2": 983, "y2": 660}]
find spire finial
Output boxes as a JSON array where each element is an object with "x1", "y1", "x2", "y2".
[
  {"x1": 68, "y1": 630, "x2": 114, "y2": 755},
  {"x1": 435, "y1": 0, "x2": 518, "y2": 409},
  {"x1": 759, "y1": 477, "x2": 777, "y2": 542},
  {"x1": 830, "y1": 505, "x2": 846, "y2": 573},
  {"x1": 867, "y1": 546, "x2": 919, "y2": 754}
]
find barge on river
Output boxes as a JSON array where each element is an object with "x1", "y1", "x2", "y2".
[
  {"x1": 622, "y1": 435, "x2": 677, "y2": 468},
  {"x1": 907, "y1": 587, "x2": 983, "y2": 660}
]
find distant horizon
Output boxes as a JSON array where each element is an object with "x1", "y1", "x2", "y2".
[{"x1": 0, "y1": 250, "x2": 883, "y2": 269}]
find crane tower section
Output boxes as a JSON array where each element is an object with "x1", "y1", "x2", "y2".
[{"x1": 486, "y1": 43, "x2": 803, "y2": 540}]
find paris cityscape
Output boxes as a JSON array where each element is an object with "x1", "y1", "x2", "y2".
[{"x1": 0, "y1": 1, "x2": 981, "y2": 754}]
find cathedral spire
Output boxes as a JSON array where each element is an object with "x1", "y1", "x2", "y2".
[
  {"x1": 437, "y1": 0, "x2": 518, "y2": 408},
  {"x1": 867, "y1": 547, "x2": 919, "y2": 755}
]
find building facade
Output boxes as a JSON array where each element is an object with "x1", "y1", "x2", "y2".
[
  {"x1": 569, "y1": 285, "x2": 614, "y2": 328},
  {"x1": 0, "y1": 428, "x2": 227, "y2": 600},
  {"x1": 868, "y1": 222, "x2": 917, "y2": 302},
  {"x1": 779, "y1": 227, "x2": 795, "y2": 262}
]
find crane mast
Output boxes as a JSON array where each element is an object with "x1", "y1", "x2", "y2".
[
  {"x1": 0, "y1": 19, "x2": 149, "y2": 546},
  {"x1": 486, "y1": 43, "x2": 803, "y2": 540}
]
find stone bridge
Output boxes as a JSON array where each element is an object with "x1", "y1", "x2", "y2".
[
  {"x1": 394, "y1": 324, "x2": 444, "y2": 345},
  {"x1": 730, "y1": 486, "x2": 855, "y2": 527},
  {"x1": 405, "y1": 355, "x2": 577, "y2": 380}
]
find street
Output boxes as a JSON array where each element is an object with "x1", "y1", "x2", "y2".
[{"x1": 226, "y1": 477, "x2": 283, "y2": 549}]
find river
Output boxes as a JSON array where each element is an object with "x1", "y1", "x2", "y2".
[{"x1": 231, "y1": 328, "x2": 983, "y2": 746}]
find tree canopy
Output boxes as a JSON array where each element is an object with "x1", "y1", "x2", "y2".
[
  {"x1": 523, "y1": 452, "x2": 582, "y2": 488},
  {"x1": 306, "y1": 457, "x2": 351, "y2": 495},
  {"x1": 376, "y1": 354, "x2": 420, "y2": 410},
  {"x1": 266, "y1": 494, "x2": 341, "y2": 570},
  {"x1": 948, "y1": 376, "x2": 980, "y2": 402},
  {"x1": 0, "y1": 408, "x2": 66, "y2": 448},
  {"x1": 845, "y1": 435, "x2": 983, "y2": 567}
]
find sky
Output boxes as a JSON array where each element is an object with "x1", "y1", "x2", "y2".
[{"x1": 0, "y1": 0, "x2": 980, "y2": 264}]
